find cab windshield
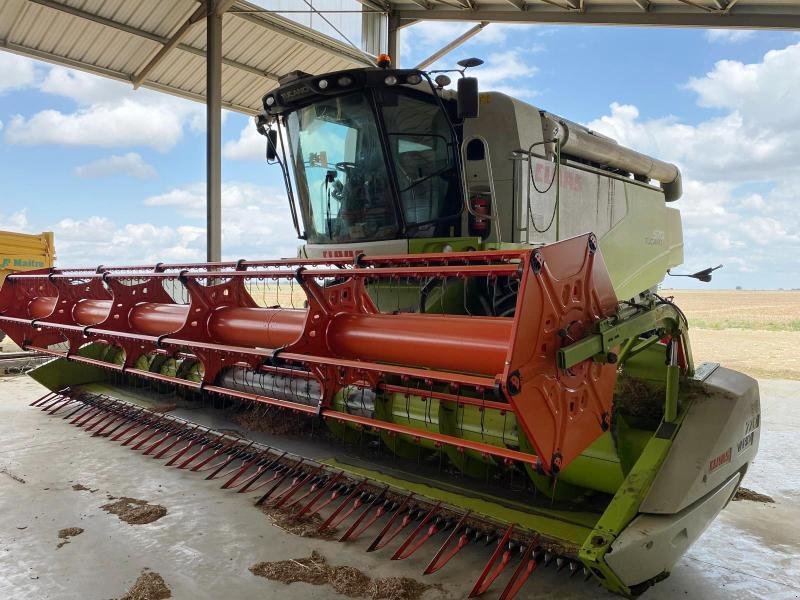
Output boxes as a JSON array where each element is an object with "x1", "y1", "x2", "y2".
[{"x1": 286, "y1": 89, "x2": 459, "y2": 244}]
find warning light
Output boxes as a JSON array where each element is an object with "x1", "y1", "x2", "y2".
[{"x1": 377, "y1": 53, "x2": 392, "y2": 68}]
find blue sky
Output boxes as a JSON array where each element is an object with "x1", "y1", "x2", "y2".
[{"x1": 0, "y1": 20, "x2": 798, "y2": 289}]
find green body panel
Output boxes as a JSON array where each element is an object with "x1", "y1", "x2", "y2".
[
  {"x1": 407, "y1": 237, "x2": 482, "y2": 254},
  {"x1": 578, "y1": 407, "x2": 686, "y2": 596},
  {"x1": 595, "y1": 185, "x2": 683, "y2": 301},
  {"x1": 30, "y1": 343, "x2": 109, "y2": 391}
]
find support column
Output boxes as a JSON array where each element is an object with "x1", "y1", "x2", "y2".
[
  {"x1": 206, "y1": 0, "x2": 222, "y2": 262},
  {"x1": 387, "y1": 14, "x2": 400, "y2": 65}
]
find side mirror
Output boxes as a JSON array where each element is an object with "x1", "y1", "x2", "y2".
[
  {"x1": 266, "y1": 129, "x2": 278, "y2": 161},
  {"x1": 457, "y1": 77, "x2": 479, "y2": 119}
]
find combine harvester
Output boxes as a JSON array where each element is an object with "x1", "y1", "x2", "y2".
[{"x1": 0, "y1": 59, "x2": 760, "y2": 598}]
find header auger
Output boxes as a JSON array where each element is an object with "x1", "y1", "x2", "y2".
[{"x1": 0, "y1": 60, "x2": 760, "y2": 598}]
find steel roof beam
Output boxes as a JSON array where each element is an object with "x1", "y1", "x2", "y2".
[
  {"x1": 722, "y1": 0, "x2": 740, "y2": 13},
  {"x1": 673, "y1": 0, "x2": 716, "y2": 12},
  {"x1": 133, "y1": 0, "x2": 238, "y2": 89},
  {"x1": 414, "y1": 21, "x2": 488, "y2": 69},
  {"x1": 132, "y1": 2, "x2": 209, "y2": 89},
  {"x1": 27, "y1": 0, "x2": 280, "y2": 82},
  {"x1": 227, "y1": 1, "x2": 375, "y2": 65},
  {"x1": 392, "y1": 8, "x2": 800, "y2": 28}
]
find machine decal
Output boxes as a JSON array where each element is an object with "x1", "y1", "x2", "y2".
[
  {"x1": 709, "y1": 448, "x2": 731, "y2": 473},
  {"x1": 322, "y1": 248, "x2": 364, "y2": 258},
  {"x1": 645, "y1": 230, "x2": 665, "y2": 246},
  {"x1": 737, "y1": 414, "x2": 760, "y2": 454}
]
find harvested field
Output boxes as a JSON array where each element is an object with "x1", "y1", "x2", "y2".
[
  {"x1": 118, "y1": 569, "x2": 171, "y2": 600},
  {"x1": 101, "y1": 497, "x2": 167, "y2": 525},
  {"x1": 250, "y1": 551, "x2": 436, "y2": 600},
  {"x1": 663, "y1": 290, "x2": 800, "y2": 380}
]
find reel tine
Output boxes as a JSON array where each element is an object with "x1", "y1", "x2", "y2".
[
  {"x1": 90, "y1": 411, "x2": 124, "y2": 435},
  {"x1": 196, "y1": 439, "x2": 250, "y2": 475},
  {"x1": 498, "y1": 543, "x2": 538, "y2": 600},
  {"x1": 254, "y1": 458, "x2": 306, "y2": 506},
  {"x1": 121, "y1": 414, "x2": 165, "y2": 446},
  {"x1": 130, "y1": 421, "x2": 170, "y2": 450},
  {"x1": 221, "y1": 451, "x2": 263, "y2": 489},
  {"x1": 237, "y1": 452, "x2": 287, "y2": 493},
  {"x1": 109, "y1": 410, "x2": 148, "y2": 440},
  {"x1": 271, "y1": 464, "x2": 324, "y2": 509},
  {"x1": 84, "y1": 409, "x2": 116, "y2": 432},
  {"x1": 30, "y1": 391, "x2": 58, "y2": 407},
  {"x1": 39, "y1": 394, "x2": 67, "y2": 411},
  {"x1": 70, "y1": 405, "x2": 102, "y2": 426},
  {"x1": 282, "y1": 474, "x2": 327, "y2": 510},
  {"x1": 366, "y1": 492, "x2": 416, "y2": 552},
  {"x1": 338, "y1": 485, "x2": 389, "y2": 542},
  {"x1": 188, "y1": 437, "x2": 240, "y2": 471},
  {"x1": 292, "y1": 471, "x2": 344, "y2": 517},
  {"x1": 142, "y1": 428, "x2": 180, "y2": 455},
  {"x1": 316, "y1": 479, "x2": 368, "y2": 533},
  {"x1": 46, "y1": 396, "x2": 76, "y2": 415},
  {"x1": 174, "y1": 441, "x2": 212, "y2": 469},
  {"x1": 390, "y1": 502, "x2": 443, "y2": 561},
  {"x1": 468, "y1": 524, "x2": 516, "y2": 598},
  {"x1": 423, "y1": 511, "x2": 472, "y2": 575},
  {"x1": 152, "y1": 425, "x2": 200, "y2": 458}
]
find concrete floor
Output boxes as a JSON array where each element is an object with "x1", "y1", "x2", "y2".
[{"x1": 0, "y1": 376, "x2": 798, "y2": 600}]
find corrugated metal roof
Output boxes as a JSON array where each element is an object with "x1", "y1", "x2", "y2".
[
  {"x1": 381, "y1": 0, "x2": 799, "y2": 28},
  {"x1": 0, "y1": 0, "x2": 375, "y2": 115}
]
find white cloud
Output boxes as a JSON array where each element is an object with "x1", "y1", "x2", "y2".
[
  {"x1": 223, "y1": 120, "x2": 265, "y2": 161},
  {"x1": 705, "y1": 29, "x2": 755, "y2": 44},
  {"x1": 586, "y1": 42, "x2": 800, "y2": 287},
  {"x1": 51, "y1": 216, "x2": 205, "y2": 266},
  {"x1": 5, "y1": 67, "x2": 206, "y2": 151},
  {"x1": 422, "y1": 48, "x2": 540, "y2": 99},
  {"x1": 0, "y1": 53, "x2": 37, "y2": 93},
  {"x1": 144, "y1": 182, "x2": 300, "y2": 258},
  {"x1": 75, "y1": 153, "x2": 157, "y2": 180},
  {"x1": 471, "y1": 50, "x2": 539, "y2": 97},
  {"x1": 0, "y1": 210, "x2": 29, "y2": 232},
  {"x1": 687, "y1": 43, "x2": 800, "y2": 130},
  {"x1": 405, "y1": 22, "x2": 524, "y2": 50},
  {"x1": 39, "y1": 67, "x2": 131, "y2": 105}
]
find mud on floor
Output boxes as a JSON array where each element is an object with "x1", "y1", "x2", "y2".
[
  {"x1": 56, "y1": 527, "x2": 84, "y2": 549},
  {"x1": 101, "y1": 497, "x2": 168, "y2": 525},
  {"x1": 733, "y1": 487, "x2": 775, "y2": 503},
  {"x1": 250, "y1": 550, "x2": 439, "y2": 600},
  {"x1": 117, "y1": 569, "x2": 171, "y2": 600},
  {"x1": 0, "y1": 467, "x2": 26, "y2": 484}
]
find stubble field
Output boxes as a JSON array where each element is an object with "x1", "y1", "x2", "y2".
[{"x1": 662, "y1": 289, "x2": 800, "y2": 380}]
